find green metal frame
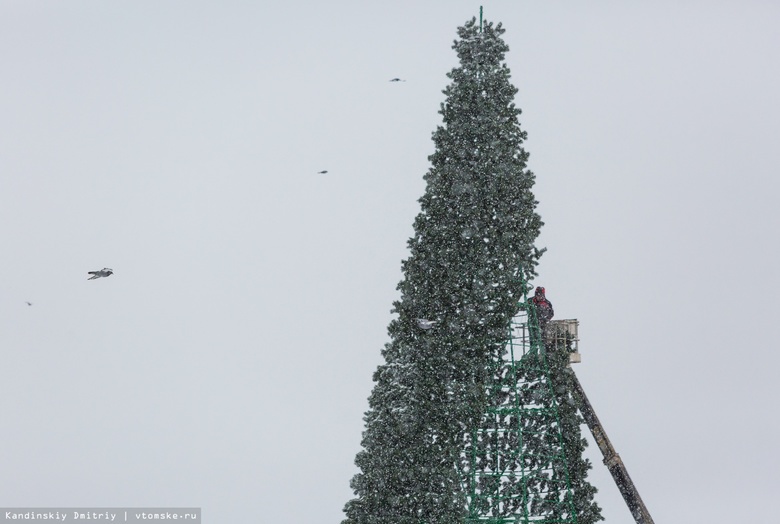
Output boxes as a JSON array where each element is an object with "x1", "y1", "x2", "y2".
[{"x1": 461, "y1": 287, "x2": 579, "y2": 523}]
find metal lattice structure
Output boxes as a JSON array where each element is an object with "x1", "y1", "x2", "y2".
[{"x1": 461, "y1": 295, "x2": 578, "y2": 524}]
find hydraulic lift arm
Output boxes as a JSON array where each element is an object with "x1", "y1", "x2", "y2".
[{"x1": 568, "y1": 369, "x2": 656, "y2": 524}]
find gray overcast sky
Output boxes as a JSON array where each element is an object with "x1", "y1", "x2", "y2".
[{"x1": 2, "y1": 1, "x2": 778, "y2": 522}]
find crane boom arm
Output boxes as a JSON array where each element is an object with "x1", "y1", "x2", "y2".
[{"x1": 568, "y1": 369, "x2": 655, "y2": 524}]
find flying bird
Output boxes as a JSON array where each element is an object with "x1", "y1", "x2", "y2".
[
  {"x1": 416, "y1": 318, "x2": 438, "y2": 330},
  {"x1": 389, "y1": 78, "x2": 406, "y2": 82},
  {"x1": 317, "y1": 170, "x2": 328, "y2": 174},
  {"x1": 25, "y1": 301, "x2": 32, "y2": 306},
  {"x1": 88, "y1": 268, "x2": 114, "y2": 280}
]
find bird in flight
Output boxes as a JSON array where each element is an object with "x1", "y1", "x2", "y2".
[
  {"x1": 416, "y1": 318, "x2": 438, "y2": 330},
  {"x1": 88, "y1": 268, "x2": 114, "y2": 280},
  {"x1": 318, "y1": 170, "x2": 328, "y2": 174},
  {"x1": 389, "y1": 78, "x2": 406, "y2": 82},
  {"x1": 25, "y1": 301, "x2": 32, "y2": 306}
]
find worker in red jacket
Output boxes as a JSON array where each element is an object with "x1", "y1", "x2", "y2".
[{"x1": 530, "y1": 286, "x2": 554, "y2": 340}]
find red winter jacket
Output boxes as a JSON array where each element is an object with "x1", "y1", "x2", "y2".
[{"x1": 530, "y1": 288, "x2": 554, "y2": 323}]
